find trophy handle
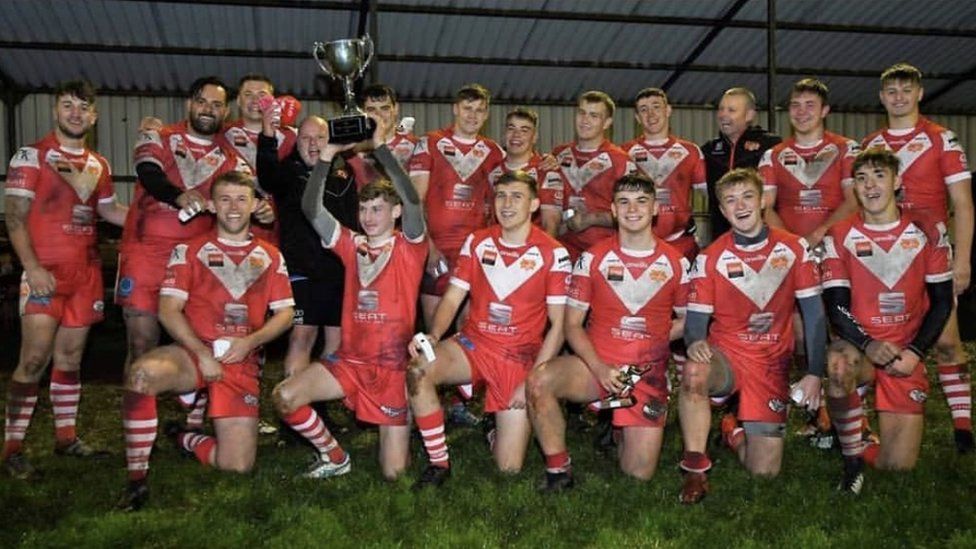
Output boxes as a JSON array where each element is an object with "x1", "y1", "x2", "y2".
[
  {"x1": 358, "y1": 34, "x2": 374, "y2": 79},
  {"x1": 312, "y1": 42, "x2": 336, "y2": 78}
]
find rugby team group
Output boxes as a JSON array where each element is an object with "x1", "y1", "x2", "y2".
[{"x1": 2, "y1": 61, "x2": 971, "y2": 511}]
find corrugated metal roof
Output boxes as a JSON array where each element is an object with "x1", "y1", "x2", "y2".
[{"x1": 0, "y1": 0, "x2": 974, "y2": 113}]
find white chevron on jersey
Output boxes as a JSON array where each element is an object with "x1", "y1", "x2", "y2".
[
  {"x1": 865, "y1": 132, "x2": 932, "y2": 175},
  {"x1": 437, "y1": 138, "x2": 492, "y2": 182},
  {"x1": 632, "y1": 143, "x2": 688, "y2": 187},
  {"x1": 170, "y1": 135, "x2": 227, "y2": 190},
  {"x1": 557, "y1": 149, "x2": 612, "y2": 192},
  {"x1": 353, "y1": 234, "x2": 395, "y2": 287},
  {"x1": 598, "y1": 250, "x2": 675, "y2": 315},
  {"x1": 198, "y1": 242, "x2": 272, "y2": 300},
  {"x1": 475, "y1": 239, "x2": 544, "y2": 301},
  {"x1": 45, "y1": 149, "x2": 103, "y2": 202},
  {"x1": 778, "y1": 144, "x2": 839, "y2": 189},
  {"x1": 844, "y1": 224, "x2": 925, "y2": 289},
  {"x1": 717, "y1": 243, "x2": 796, "y2": 309}
]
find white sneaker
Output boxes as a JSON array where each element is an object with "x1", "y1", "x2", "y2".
[
  {"x1": 302, "y1": 454, "x2": 351, "y2": 479},
  {"x1": 257, "y1": 420, "x2": 279, "y2": 435}
]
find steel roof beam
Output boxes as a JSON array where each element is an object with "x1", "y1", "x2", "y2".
[{"x1": 661, "y1": 0, "x2": 750, "y2": 92}]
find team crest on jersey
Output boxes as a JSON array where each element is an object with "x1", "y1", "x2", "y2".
[
  {"x1": 45, "y1": 150, "x2": 103, "y2": 202},
  {"x1": 718, "y1": 244, "x2": 796, "y2": 309},
  {"x1": 11, "y1": 146, "x2": 39, "y2": 168},
  {"x1": 198, "y1": 243, "x2": 272, "y2": 300},
  {"x1": 437, "y1": 138, "x2": 491, "y2": 181},
  {"x1": 845, "y1": 225, "x2": 925, "y2": 289},
  {"x1": 168, "y1": 244, "x2": 188, "y2": 266},
  {"x1": 744, "y1": 141, "x2": 760, "y2": 152},
  {"x1": 475, "y1": 240, "x2": 544, "y2": 301},
  {"x1": 599, "y1": 252, "x2": 674, "y2": 315}
]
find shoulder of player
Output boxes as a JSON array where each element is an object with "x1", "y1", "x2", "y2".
[{"x1": 900, "y1": 210, "x2": 947, "y2": 243}]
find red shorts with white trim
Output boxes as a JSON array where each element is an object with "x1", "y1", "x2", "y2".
[
  {"x1": 189, "y1": 351, "x2": 261, "y2": 419},
  {"x1": 716, "y1": 344, "x2": 792, "y2": 424},
  {"x1": 116, "y1": 240, "x2": 175, "y2": 314},
  {"x1": 325, "y1": 355, "x2": 409, "y2": 426},
  {"x1": 873, "y1": 362, "x2": 929, "y2": 415},
  {"x1": 20, "y1": 262, "x2": 104, "y2": 327},
  {"x1": 456, "y1": 332, "x2": 536, "y2": 413}
]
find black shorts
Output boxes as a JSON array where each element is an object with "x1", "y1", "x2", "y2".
[{"x1": 290, "y1": 277, "x2": 342, "y2": 327}]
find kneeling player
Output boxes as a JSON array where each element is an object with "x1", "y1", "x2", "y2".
[
  {"x1": 409, "y1": 171, "x2": 570, "y2": 488},
  {"x1": 821, "y1": 148, "x2": 953, "y2": 493},
  {"x1": 118, "y1": 171, "x2": 295, "y2": 510},
  {"x1": 678, "y1": 168, "x2": 827, "y2": 503},
  {"x1": 273, "y1": 127, "x2": 426, "y2": 481},
  {"x1": 527, "y1": 175, "x2": 689, "y2": 491}
]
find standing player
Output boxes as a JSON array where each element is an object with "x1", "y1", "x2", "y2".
[
  {"x1": 821, "y1": 149, "x2": 953, "y2": 492},
  {"x1": 2, "y1": 81, "x2": 127, "y2": 478},
  {"x1": 701, "y1": 88, "x2": 781, "y2": 243},
  {"x1": 117, "y1": 171, "x2": 295, "y2": 511},
  {"x1": 409, "y1": 84, "x2": 506, "y2": 326},
  {"x1": 527, "y1": 175, "x2": 689, "y2": 490},
  {"x1": 678, "y1": 168, "x2": 827, "y2": 504},
  {"x1": 408, "y1": 171, "x2": 571, "y2": 488},
  {"x1": 760, "y1": 79, "x2": 860, "y2": 246},
  {"x1": 862, "y1": 63, "x2": 974, "y2": 453},
  {"x1": 622, "y1": 87, "x2": 707, "y2": 262},
  {"x1": 540, "y1": 91, "x2": 634, "y2": 260},
  {"x1": 273, "y1": 118, "x2": 426, "y2": 480},
  {"x1": 117, "y1": 77, "x2": 258, "y2": 429},
  {"x1": 489, "y1": 108, "x2": 544, "y2": 188},
  {"x1": 347, "y1": 84, "x2": 418, "y2": 187},
  {"x1": 257, "y1": 115, "x2": 358, "y2": 375}
]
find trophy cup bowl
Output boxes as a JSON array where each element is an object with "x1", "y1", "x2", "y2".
[{"x1": 313, "y1": 35, "x2": 377, "y2": 144}]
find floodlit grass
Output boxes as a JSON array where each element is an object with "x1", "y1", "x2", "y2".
[{"x1": 2, "y1": 324, "x2": 976, "y2": 547}]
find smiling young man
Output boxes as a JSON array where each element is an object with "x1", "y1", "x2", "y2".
[
  {"x1": 408, "y1": 170, "x2": 571, "y2": 489},
  {"x1": 118, "y1": 171, "x2": 295, "y2": 511},
  {"x1": 821, "y1": 148, "x2": 954, "y2": 494},
  {"x1": 540, "y1": 91, "x2": 635, "y2": 260},
  {"x1": 271, "y1": 115, "x2": 426, "y2": 481},
  {"x1": 2, "y1": 80, "x2": 127, "y2": 478},
  {"x1": 527, "y1": 174, "x2": 689, "y2": 491},
  {"x1": 861, "y1": 63, "x2": 974, "y2": 453},
  {"x1": 677, "y1": 168, "x2": 826, "y2": 504}
]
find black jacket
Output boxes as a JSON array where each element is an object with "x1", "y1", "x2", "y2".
[
  {"x1": 257, "y1": 134, "x2": 359, "y2": 281},
  {"x1": 701, "y1": 125, "x2": 781, "y2": 240}
]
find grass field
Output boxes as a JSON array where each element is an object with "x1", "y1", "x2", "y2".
[{"x1": 2, "y1": 315, "x2": 976, "y2": 548}]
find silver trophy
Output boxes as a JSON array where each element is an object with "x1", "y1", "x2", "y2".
[{"x1": 313, "y1": 35, "x2": 376, "y2": 144}]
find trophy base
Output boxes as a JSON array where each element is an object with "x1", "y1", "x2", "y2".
[{"x1": 328, "y1": 114, "x2": 376, "y2": 144}]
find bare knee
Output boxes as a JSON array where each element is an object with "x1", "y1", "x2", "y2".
[
  {"x1": 495, "y1": 456, "x2": 523, "y2": 474},
  {"x1": 125, "y1": 359, "x2": 163, "y2": 395},
  {"x1": 681, "y1": 361, "x2": 711, "y2": 397},
  {"x1": 621, "y1": 461, "x2": 656, "y2": 481},
  {"x1": 932, "y1": 337, "x2": 963, "y2": 364},
  {"x1": 406, "y1": 364, "x2": 431, "y2": 398},
  {"x1": 218, "y1": 455, "x2": 254, "y2": 474},
  {"x1": 381, "y1": 461, "x2": 407, "y2": 481},
  {"x1": 526, "y1": 365, "x2": 555, "y2": 411},
  {"x1": 273, "y1": 382, "x2": 299, "y2": 416},
  {"x1": 16, "y1": 349, "x2": 51, "y2": 380}
]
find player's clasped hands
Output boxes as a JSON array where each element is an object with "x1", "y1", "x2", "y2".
[
  {"x1": 686, "y1": 340, "x2": 713, "y2": 365},
  {"x1": 196, "y1": 351, "x2": 223, "y2": 383},
  {"x1": 865, "y1": 340, "x2": 901, "y2": 368}
]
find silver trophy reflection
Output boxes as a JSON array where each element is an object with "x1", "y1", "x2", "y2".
[{"x1": 313, "y1": 35, "x2": 376, "y2": 144}]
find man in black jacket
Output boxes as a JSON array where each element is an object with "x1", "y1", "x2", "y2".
[
  {"x1": 257, "y1": 114, "x2": 358, "y2": 376},
  {"x1": 701, "y1": 87, "x2": 781, "y2": 243}
]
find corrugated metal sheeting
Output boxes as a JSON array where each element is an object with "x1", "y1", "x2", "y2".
[{"x1": 3, "y1": 93, "x2": 975, "y2": 209}]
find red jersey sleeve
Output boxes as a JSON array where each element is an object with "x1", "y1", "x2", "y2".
[
  {"x1": 820, "y1": 229, "x2": 852, "y2": 290},
  {"x1": 449, "y1": 232, "x2": 477, "y2": 292},
  {"x1": 938, "y1": 129, "x2": 971, "y2": 186},
  {"x1": 5, "y1": 146, "x2": 41, "y2": 199},
  {"x1": 792, "y1": 237, "x2": 823, "y2": 299},
  {"x1": 159, "y1": 242, "x2": 193, "y2": 302},
  {"x1": 674, "y1": 255, "x2": 692, "y2": 313},
  {"x1": 268, "y1": 248, "x2": 296, "y2": 311},
  {"x1": 687, "y1": 253, "x2": 715, "y2": 315},
  {"x1": 566, "y1": 250, "x2": 595, "y2": 310},
  {"x1": 758, "y1": 148, "x2": 776, "y2": 193},
  {"x1": 840, "y1": 138, "x2": 861, "y2": 189},
  {"x1": 133, "y1": 129, "x2": 165, "y2": 168},
  {"x1": 546, "y1": 244, "x2": 572, "y2": 305},
  {"x1": 690, "y1": 144, "x2": 707, "y2": 191},
  {"x1": 924, "y1": 221, "x2": 954, "y2": 283},
  {"x1": 408, "y1": 136, "x2": 433, "y2": 176},
  {"x1": 322, "y1": 226, "x2": 357, "y2": 264},
  {"x1": 538, "y1": 168, "x2": 566, "y2": 211},
  {"x1": 95, "y1": 156, "x2": 116, "y2": 203}
]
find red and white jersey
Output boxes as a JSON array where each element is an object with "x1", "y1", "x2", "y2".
[
  {"x1": 759, "y1": 131, "x2": 860, "y2": 237},
  {"x1": 348, "y1": 133, "x2": 419, "y2": 189},
  {"x1": 821, "y1": 213, "x2": 952, "y2": 347},
  {"x1": 862, "y1": 118, "x2": 970, "y2": 224},
  {"x1": 160, "y1": 233, "x2": 294, "y2": 356},
  {"x1": 409, "y1": 128, "x2": 505, "y2": 257},
  {"x1": 539, "y1": 141, "x2": 635, "y2": 257},
  {"x1": 568, "y1": 235, "x2": 690, "y2": 365},
  {"x1": 124, "y1": 122, "x2": 251, "y2": 244},
  {"x1": 452, "y1": 225, "x2": 571, "y2": 359},
  {"x1": 621, "y1": 136, "x2": 706, "y2": 241},
  {"x1": 688, "y1": 228, "x2": 821, "y2": 361},
  {"x1": 222, "y1": 120, "x2": 297, "y2": 172},
  {"x1": 5, "y1": 133, "x2": 115, "y2": 265},
  {"x1": 325, "y1": 228, "x2": 427, "y2": 370},
  {"x1": 488, "y1": 153, "x2": 544, "y2": 188}
]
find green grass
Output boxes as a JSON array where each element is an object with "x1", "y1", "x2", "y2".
[{"x1": 2, "y1": 323, "x2": 976, "y2": 548}]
